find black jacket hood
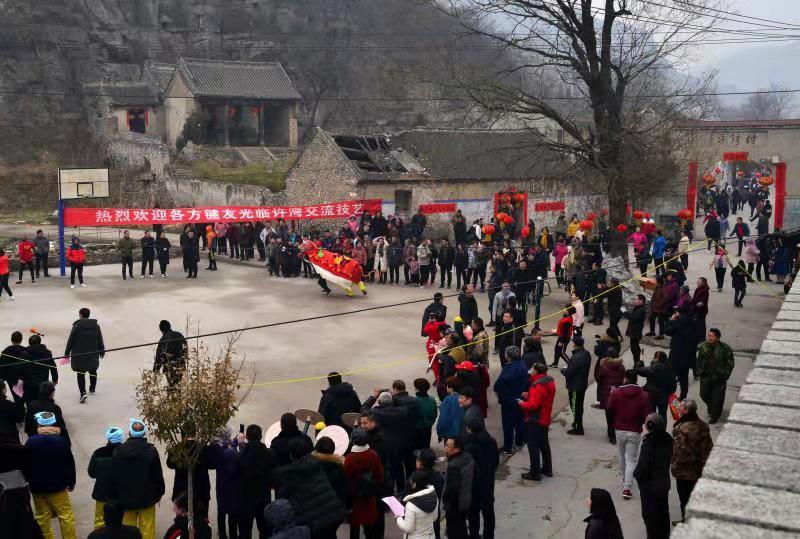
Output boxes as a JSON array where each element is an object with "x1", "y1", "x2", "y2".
[
  {"x1": 325, "y1": 382, "x2": 355, "y2": 397},
  {"x1": 405, "y1": 486, "x2": 438, "y2": 513},
  {"x1": 117, "y1": 437, "x2": 152, "y2": 459}
]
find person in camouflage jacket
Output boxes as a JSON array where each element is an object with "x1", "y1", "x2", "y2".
[
  {"x1": 695, "y1": 328, "x2": 734, "y2": 424},
  {"x1": 671, "y1": 399, "x2": 714, "y2": 524}
]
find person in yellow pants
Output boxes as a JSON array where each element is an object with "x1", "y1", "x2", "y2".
[
  {"x1": 25, "y1": 411, "x2": 77, "y2": 539},
  {"x1": 88, "y1": 426, "x2": 125, "y2": 529},
  {"x1": 108, "y1": 419, "x2": 166, "y2": 539}
]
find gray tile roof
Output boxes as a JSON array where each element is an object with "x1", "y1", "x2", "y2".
[
  {"x1": 103, "y1": 83, "x2": 159, "y2": 107},
  {"x1": 144, "y1": 63, "x2": 176, "y2": 96},
  {"x1": 178, "y1": 58, "x2": 301, "y2": 100}
]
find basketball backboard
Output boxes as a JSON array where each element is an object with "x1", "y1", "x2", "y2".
[{"x1": 59, "y1": 168, "x2": 109, "y2": 200}]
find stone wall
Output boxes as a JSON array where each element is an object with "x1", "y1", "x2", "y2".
[
  {"x1": 162, "y1": 177, "x2": 278, "y2": 207},
  {"x1": 673, "y1": 284, "x2": 800, "y2": 537},
  {"x1": 107, "y1": 135, "x2": 172, "y2": 176}
]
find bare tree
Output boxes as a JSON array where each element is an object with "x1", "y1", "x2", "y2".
[
  {"x1": 136, "y1": 329, "x2": 252, "y2": 536},
  {"x1": 432, "y1": 0, "x2": 724, "y2": 255},
  {"x1": 722, "y1": 84, "x2": 796, "y2": 121}
]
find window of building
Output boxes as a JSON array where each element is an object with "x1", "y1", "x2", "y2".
[
  {"x1": 127, "y1": 108, "x2": 147, "y2": 134},
  {"x1": 395, "y1": 189, "x2": 412, "y2": 214}
]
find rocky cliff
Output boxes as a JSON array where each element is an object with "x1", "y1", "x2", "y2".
[{"x1": 0, "y1": 0, "x2": 495, "y2": 164}]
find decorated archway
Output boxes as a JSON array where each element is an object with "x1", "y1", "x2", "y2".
[{"x1": 493, "y1": 187, "x2": 528, "y2": 227}]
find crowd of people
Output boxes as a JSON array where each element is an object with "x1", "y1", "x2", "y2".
[{"x1": 0, "y1": 191, "x2": 797, "y2": 539}]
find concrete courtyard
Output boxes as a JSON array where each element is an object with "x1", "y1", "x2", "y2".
[{"x1": 0, "y1": 233, "x2": 784, "y2": 538}]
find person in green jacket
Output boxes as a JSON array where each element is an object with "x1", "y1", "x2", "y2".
[
  {"x1": 117, "y1": 230, "x2": 136, "y2": 280},
  {"x1": 414, "y1": 378, "x2": 438, "y2": 450},
  {"x1": 695, "y1": 328, "x2": 734, "y2": 424}
]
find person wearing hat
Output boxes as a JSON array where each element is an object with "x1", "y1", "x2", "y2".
[
  {"x1": 518, "y1": 364, "x2": 555, "y2": 481},
  {"x1": 421, "y1": 292, "x2": 447, "y2": 337},
  {"x1": 493, "y1": 346, "x2": 528, "y2": 455},
  {"x1": 25, "y1": 411, "x2": 77, "y2": 539},
  {"x1": 109, "y1": 419, "x2": 165, "y2": 539},
  {"x1": 153, "y1": 320, "x2": 188, "y2": 387},
  {"x1": 88, "y1": 426, "x2": 125, "y2": 529}
]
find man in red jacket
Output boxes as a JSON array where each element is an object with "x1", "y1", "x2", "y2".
[
  {"x1": 518, "y1": 363, "x2": 556, "y2": 481},
  {"x1": 606, "y1": 369, "x2": 652, "y2": 499},
  {"x1": 16, "y1": 236, "x2": 35, "y2": 284}
]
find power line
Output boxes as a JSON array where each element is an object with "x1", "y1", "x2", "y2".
[{"x1": 0, "y1": 87, "x2": 797, "y2": 102}]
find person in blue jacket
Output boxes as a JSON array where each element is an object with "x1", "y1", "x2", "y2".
[
  {"x1": 436, "y1": 378, "x2": 464, "y2": 442},
  {"x1": 651, "y1": 230, "x2": 667, "y2": 277},
  {"x1": 492, "y1": 346, "x2": 529, "y2": 455}
]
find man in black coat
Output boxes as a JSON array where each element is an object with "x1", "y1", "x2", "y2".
[
  {"x1": 24, "y1": 381, "x2": 70, "y2": 446},
  {"x1": 317, "y1": 372, "x2": 361, "y2": 428},
  {"x1": 167, "y1": 439, "x2": 213, "y2": 518},
  {"x1": 273, "y1": 438, "x2": 345, "y2": 537},
  {"x1": 465, "y1": 418, "x2": 499, "y2": 539},
  {"x1": 140, "y1": 230, "x2": 156, "y2": 277},
  {"x1": 458, "y1": 285, "x2": 479, "y2": 325},
  {"x1": 665, "y1": 311, "x2": 697, "y2": 401},
  {"x1": 635, "y1": 352, "x2": 677, "y2": 421},
  {"x1": 606, "y1": 279, "x2": 623, "y2": 339},
  {"x1": 270, "y1": 413, "x2": 313, "y2": 467},
  {"x1": 421, "y1": 292, "x2": 447, "y2": 336},
  {"x1": 438, "y1": 239, "x2": 456, "y2": 288},
  {"x1": 626, "y1": 294, "x2": 647, "y2": 367},
  {"x1": 109, "y1": 420, "x2": 165, "y2": 537},
  {"x1": 64, "y1": 307, "x2": 105, "y2": 402},
  {"x1": 20, "y1": 335, "x2": 57, "y2": 404},
  {"x1": 183, "y1": 231, "x2": 199, "y2": 278},
  {"x1": 391, "y1": 379, "x2": 421, "y2": 480},
  {"x1": 443, "y1": 436, "x2": 474, "y2": 539},
  {"x1": 153, "y1": 320, "x2": 187, "y2": 387},
  {"x1": 237, "y1": 424, "x2": 278, "y2": 539},
  {"x1": 634, "y1": 414, "x2": 673, "y2": 539},
  {"x1": 521, "y1": 331, "x2": 546, "y2": 370},
  {"x1": 0, "y1": 331, "x2": 26, "y2": 406},
  {"x1": 561, "y1": 336, "x2": 591, "y2": 435}
]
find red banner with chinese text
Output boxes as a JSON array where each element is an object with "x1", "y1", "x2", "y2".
[
  {"x1": 63, "y1": 199, "x2": 382, "y2": 227},
  {"x1": 722, "y1": 151, "x2": 748, "y2": 161},
  {"x1": 419, "y1": 203, "x2": 456, "y2": 215},
  {"x1": 533, "y1": 201, "x2": 565, "y2": 212}
]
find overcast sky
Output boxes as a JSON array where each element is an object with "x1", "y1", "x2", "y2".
[{"x1": 696, "y1": 0, "x2": 800, "y2": 92}]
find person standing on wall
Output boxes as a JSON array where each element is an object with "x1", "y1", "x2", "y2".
[{"x1": 64, "y1": 307, "x2": 105, "y2": 404}]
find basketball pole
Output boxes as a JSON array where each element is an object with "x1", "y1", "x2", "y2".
[{"x1": 57, "y1": 170, "x2": 66, "y2": 277}]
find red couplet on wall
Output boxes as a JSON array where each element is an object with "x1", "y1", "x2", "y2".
[
  {"x1": 775, "y1": 163, "x2": 787, "y2": 229},
  {"x1": 687, "y1": 162, "x2": 698, "y2": 212}
]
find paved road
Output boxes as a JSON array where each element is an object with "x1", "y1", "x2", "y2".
[{"x1": 0, "y1": 223, "x2": 782, "y2": 538}]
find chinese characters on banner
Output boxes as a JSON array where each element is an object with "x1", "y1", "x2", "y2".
[
  {"x1": 722, "y1": 151, "x2": 749, "y2": 161},
  {"x1": 533, "y1": 201, "x2": 566, "y2": 212},
  {"x1": 63, "y1": 199, "x2": 382, "y2": 227},
  {"x1": 418, "y1": 203, "x2": 457, "y2": 215}
]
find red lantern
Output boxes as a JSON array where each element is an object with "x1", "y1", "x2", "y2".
[
  {"x1": 632, "y1": 210, "x2": 645, "y2": 220},
  {"x1": 714, "y1": 166, "x2": 722, "y2": 174},
  {"x1": 616, "y1": 224, "x2": 628, "y2": 233},
  {"x1": 677, "y1": 209, "x2": 692, "y2": 220},
  {"x1": 580, "y1": 219, "x2": 593, "y2": 231},
  {"x1": 702, "y1": 174, "x2": 716, "y2": 187},
  {"x1": 759, "y1": 176, "x2": 774, "y2": 188},
  {"x1": 601, "y1": 209, "x2": 608, "y2": 216},
  {"x1": 504, "y1": 214, "x2": 514, "y2": 224},
  {"x1": 644, "y1": 212, "x2": 651, "y2": 219},
  {"x1": 521, "y1": 226, "x2": 531, "y2": 238},
  {"x1": 514, "y1": 193, "x2": 526, "y2": 203},
  {"x1": 482, "y1": 224, "x2": 495, "y2": 236},
  {"x1": 586, "y1": 211, "x2": 597, "y2": 221},
  {"x1": 737, "y1": 170, "x2": 744, "y2": 177},
  {"x1": 501, "y1": 194, "x2": 512, "y2": 205},
  {"x1": 755, "y1": 172, "x2": 762, "y2": 178}
]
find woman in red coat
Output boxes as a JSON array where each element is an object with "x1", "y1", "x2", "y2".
[
  {"x1": 344, "y1": 428, "x2": 385, "y2": 538},
  {"x1": 66, "y1": 236, "x2": 87, "y2": 288},
  {"x1": 595, "y1": 347, "x2": 625, "y2": 444}
]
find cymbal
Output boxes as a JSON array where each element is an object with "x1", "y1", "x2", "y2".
[{"x1": 295, "y1": 409, "x2": 324, "y2": 424}]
